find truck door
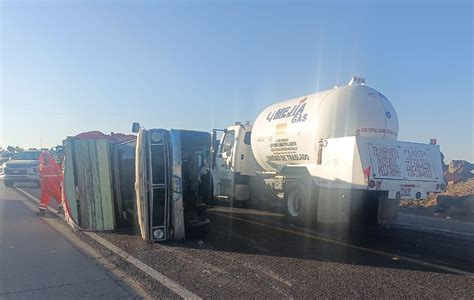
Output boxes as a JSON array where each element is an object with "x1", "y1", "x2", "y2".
[{"x1": 213, "y1": 129, "x2": 235, "y2": 199}]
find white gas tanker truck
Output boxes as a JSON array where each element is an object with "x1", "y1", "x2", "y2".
[{"x1": 210, "y1": 77, "x2": 445, "y2": 225}]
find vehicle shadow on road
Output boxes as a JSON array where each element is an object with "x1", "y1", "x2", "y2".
[{"x1": 177, "y1": 206, "x2": 474, "y2": 275}]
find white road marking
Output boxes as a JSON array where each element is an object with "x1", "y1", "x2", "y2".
[
  {"x1": 86, "y1": 232, "x2": 202, "y2": 300},
  {"x1": 15, "y1": 187, "x2": 202, "y2": 300},
  {"x1": 209, "y1": 211, "x2": 474, "y2": 278}
]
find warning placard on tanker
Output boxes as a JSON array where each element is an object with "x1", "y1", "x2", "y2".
[
  {"x1": 368, "y1": 144, "x2": 436, "y2": 181},
  {"x1": 369, "y1": 145, "x2": 403, "y2": 178},
  {"x1": 403, "y1": 149, "x2": 435, "y2": 179}
]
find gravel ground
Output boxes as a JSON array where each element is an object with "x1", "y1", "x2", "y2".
[{"x1": 400, "y1": 178, "x2": 474, "y2": 221}]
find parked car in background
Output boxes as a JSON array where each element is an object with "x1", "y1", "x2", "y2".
[
  {"x1": 0, "y1": 152, "x2": 14, "y2": 165},
  {"x1": 1, "y1": 150, "x2": 41, "y2": 187}
]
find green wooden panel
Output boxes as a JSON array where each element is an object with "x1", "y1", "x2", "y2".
[
  {"x1": 95, "y1": 140, "x2": 115, "y2": 230},
  {"x1": 76, "y1": 140, "x2": 92, "y2": 229},
  {"x1": 64, "y1": 138, "x2": 117, "y2": 231},
  {"x1": 88, "y1": 140, "x2": 102, "y2": 230},
  {"x1": 63, "y1": 138, "x2": 79, "y2": 223}
]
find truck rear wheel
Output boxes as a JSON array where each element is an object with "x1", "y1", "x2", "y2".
[{"x1": 284, "y1": 182, "x2": 317, "y2": 226}]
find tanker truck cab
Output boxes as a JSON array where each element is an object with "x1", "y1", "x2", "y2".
[
  {"x1": 212, "y1": 77, "x2": 446, "y2": 226},
  {"x1": 210, "y1": 122, "x2": 261, "y2": 205}
]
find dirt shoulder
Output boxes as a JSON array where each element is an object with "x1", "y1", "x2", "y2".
[{"x1": 399, "y1": 178, "x2": 474, "y2": 222}]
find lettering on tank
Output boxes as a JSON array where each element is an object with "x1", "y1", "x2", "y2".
[
  {"x1": 266, "y1": 153, "x2": 310, "y2": 162},
  {"x1": 266, "y1": 97, "x2": 308, "y2": 123},
  {"x1": 266, "y1": 138, "x2": 309, "y2": 162},
  {"x1": 371, "y1": 145, "x2": 402, "y2": 177},
  {"x1": 356, "y1": 128, "x2": 398, "y2": 137},
  {"x1": 404, "y1": 149, "x2": 433, "y2": 178},
  {"x1": 269, "y1": 138, "x2": 298, "y2": 153}
]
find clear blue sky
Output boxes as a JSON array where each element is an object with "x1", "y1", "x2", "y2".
[{"x1": 1, "y1": 0, "x2": 472, "y2": 162}]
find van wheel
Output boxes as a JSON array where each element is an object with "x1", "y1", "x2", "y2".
[
  {"x1": 284, "y1": 182, "x2": 317, "y2": 226},
  {"x1": 4, "y1": 180, "x2": 14, "y2": 187}
]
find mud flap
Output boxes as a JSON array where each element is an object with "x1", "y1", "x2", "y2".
[
  {"x1": 377, "y1": 195, "x2": 400, "y2": 223},
  {"x1": 317, "y1": 188, "x2": 346, "y2": 223}
]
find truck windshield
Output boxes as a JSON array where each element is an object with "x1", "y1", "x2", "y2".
[
  {"x1": 12, "y1": 151, "x2": 41, "y2": 160},
  {"x1": 220, "y1": 130, "x2": 235, "y2": 153}
]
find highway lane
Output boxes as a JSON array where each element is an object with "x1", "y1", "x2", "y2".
[
  {"x1": 0, "y1": 184, "x2": 142, "y2": 299},
  {"x1": 15, "y1": 184, "x2": 474, "y2": 298}
]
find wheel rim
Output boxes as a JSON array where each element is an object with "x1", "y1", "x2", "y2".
[{"x1": 287, "y1": 190, "x2": 303, "y2": 217}]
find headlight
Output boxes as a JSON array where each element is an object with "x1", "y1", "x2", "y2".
[
  {"x1": 150, "y1": 131, "x2": 162, "y2": 143},
  {"x1": 153, "y1": 228, "x2": 164, "y2": 240}
]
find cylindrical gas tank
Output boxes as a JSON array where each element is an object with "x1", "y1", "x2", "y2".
[{"x1": 250, "y1": 82, "x2": 399, "y2": 171}]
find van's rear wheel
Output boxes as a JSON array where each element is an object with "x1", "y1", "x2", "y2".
[{"x1": 284, "y1": 182, "x2": 317, "y2": 226}]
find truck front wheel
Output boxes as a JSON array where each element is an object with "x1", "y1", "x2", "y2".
[{"x1": 284, "y1": 182, "x2": 317, "y2": 226}]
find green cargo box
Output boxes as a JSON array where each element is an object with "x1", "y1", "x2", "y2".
[{"x1": 63, "y1": 138, "x2": 116, "y2": 230}]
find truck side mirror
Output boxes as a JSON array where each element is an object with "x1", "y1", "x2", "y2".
[
  {"x1": 210, "y1": 130, "x2": 218, "y2": 168},
  {"x1": 132, "y1": 122, "x2": 140, "y2": 133}
]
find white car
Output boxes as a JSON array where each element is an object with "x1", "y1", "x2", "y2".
[{"x1": 2, "y1": 150, "x2": 41, "y2": 187}]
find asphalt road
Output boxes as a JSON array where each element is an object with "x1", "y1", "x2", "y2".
[
  {"x1": 8, "y1": 184, "x2": 474, "y2": 298},
  {"x1": 0, "y1": 185, "x2": 139, "y2": 299}
]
